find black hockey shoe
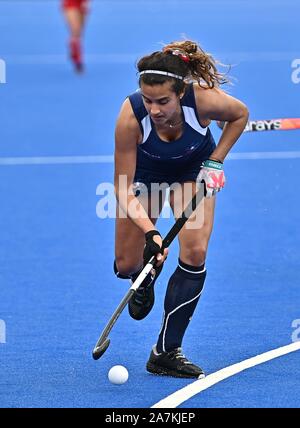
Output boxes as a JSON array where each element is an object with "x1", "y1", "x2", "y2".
[{"x1": 146, "y1": 346, "x2": 205, "y2": 379}]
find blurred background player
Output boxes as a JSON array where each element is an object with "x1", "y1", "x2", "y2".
[{"x1": 62, "y1": 0, "x2": 89, "y2": 72}]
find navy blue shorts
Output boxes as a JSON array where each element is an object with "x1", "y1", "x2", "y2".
[{"x1": 134, "y1": 144, "x2": 216, "y2": 191}]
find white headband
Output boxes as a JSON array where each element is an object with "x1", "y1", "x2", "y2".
[{"x1": 139, "y1": 70, "x2": 184, "y2": 81}]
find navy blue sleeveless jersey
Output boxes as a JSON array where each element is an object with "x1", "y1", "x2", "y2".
[{"x1": 128, "y1": 83, "x2": 216, "y2": 188}]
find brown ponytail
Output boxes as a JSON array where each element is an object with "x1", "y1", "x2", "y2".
[
  {"x1": 137, "y1": 40, "x2": 229, "y2": 93},
  {"x1": 163, "y1": 40, "x2": 229, "y2": 89}
]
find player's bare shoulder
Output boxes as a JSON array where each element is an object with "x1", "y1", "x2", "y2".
[
  {"x1": 192, "y1": 83, "x2": 217, "y2": 126},
  {"x1": 193, "y1": 82, "x2": 224, "y2": 104},
  {"x1": 115, "y1": 98, "x2": 142, "y2": 145},
  {"x1": 192, "y1": 82, "x2": 231, "y2": 123}
]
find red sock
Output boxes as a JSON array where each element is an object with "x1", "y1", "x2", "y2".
[{"x1": 69, "y1": 37, "x2": 83, "y2": 71}]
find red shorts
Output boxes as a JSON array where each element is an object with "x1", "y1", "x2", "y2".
[{"x1": 62, "y1": 0, "x2": 89, "y2": 13}]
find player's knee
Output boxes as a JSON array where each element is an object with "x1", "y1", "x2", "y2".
[
  {"x1": 182, "y1": 244, "x2": 207, "y2": 266},
  {"x1": 114, "y1": 257, "x2": 141, "y2": 278}
]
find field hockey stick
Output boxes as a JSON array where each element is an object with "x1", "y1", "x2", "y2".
[
  {"x1": 216, "y1": 118, "x2": 300, "y2": 133},
  {"x1": 92, "y1": 188, "x2": 204, "y2": 360}
]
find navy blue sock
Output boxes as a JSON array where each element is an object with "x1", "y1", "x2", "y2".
[{"x1": 156, "y1": 259, "x2": 206, "y2": 353}]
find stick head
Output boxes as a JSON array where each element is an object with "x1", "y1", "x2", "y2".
[{"x1": 92, "y1": 338, "x2": 110, "y2": 360}]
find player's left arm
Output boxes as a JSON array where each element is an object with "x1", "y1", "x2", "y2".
[{"x1": 195, "y1": 86, "x2": 249, "y2": 162}]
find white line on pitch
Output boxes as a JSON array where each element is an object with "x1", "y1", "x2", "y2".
[
  {"x1": 2, "y1": 51, "x2": 299, "y2": 65},
  {"x1": 151, "y1": 341, "x2": 300, "y2": 408},
  {"x1": 0, "y1": 151, "x2": 300, "y2": 166},
  {"x1": 0, "y1": 155, "x2": 114, "y2": 165},
  {"x1": 228, "y1": 151, "x2": 300, "y2": 160}
]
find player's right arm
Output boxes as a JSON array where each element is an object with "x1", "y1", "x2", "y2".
[{"x1": 114, "y1": 98, "x2": 157, "y2": 234}]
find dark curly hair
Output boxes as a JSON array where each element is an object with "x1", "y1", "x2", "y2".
[{"x1": 137, "y1": 40, "x2": 229, "y2": 94}]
